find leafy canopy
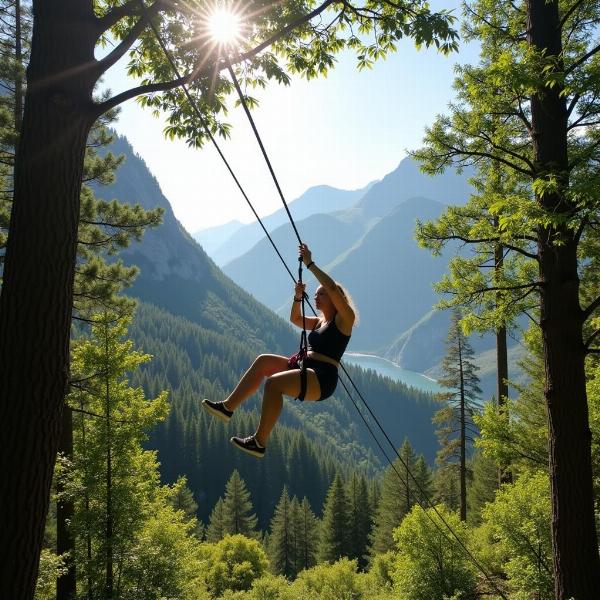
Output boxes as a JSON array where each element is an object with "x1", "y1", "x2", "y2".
[{"x1": 93, "y1": 0, "x2": 458, "y2": 144}]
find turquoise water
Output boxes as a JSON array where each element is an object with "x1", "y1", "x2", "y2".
[{"x1": 343, "y1": 353, "x2": 443, "y2": 394}]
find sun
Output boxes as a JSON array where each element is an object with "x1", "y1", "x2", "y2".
[{"x1": 208, "y1": 8, "x2": 242, "y2": 44}]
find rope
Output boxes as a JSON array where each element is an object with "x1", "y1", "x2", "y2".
[
  {"x1": 144, "y1": 17, "x2": 298, "y2": 284},
  {"x1": 143, "y1": 18, "x2": 506, "y2": 598},
  {"x1": 226, "y1": 59, "x2": 303, "y2": 246}
]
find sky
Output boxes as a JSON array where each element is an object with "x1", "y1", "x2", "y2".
[{"x1": 100, "y1": 3, "x2": 477, "y2": 234}]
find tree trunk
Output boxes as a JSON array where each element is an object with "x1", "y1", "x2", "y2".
[
  {"x1": 494, "y1": 224, "x2": 511, "y2": 484},
  {"x1": 458, "y1": 339, "x2": 467, "y2": 522},
  {"x1": 57, "y1": 406, "x2": 76, "y2": 600},
  {"x1": 105, "y1": 322, "x2": 114, "y2": 599},
  {"x1": 527, "y1": 1, "x2": 600, "y2": 597},
  {"x1": 0, "y1": 2, "x2": 97, "y2": 596},
  {"x1": 495, "y1": 323, "x2": 511, "y2": 485}
]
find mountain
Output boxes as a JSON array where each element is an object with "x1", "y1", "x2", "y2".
[
  {"x1": 224, "y1": 208, "x2": 370, "y2": 312},
  {"x1": 356, "y1": 156, "x2": 474, "y2": 219},
  {"x1": 94, "y1": 135, "x2": 294, "y2": 352},
  {"x1": 383, "y1": 309, "x2": 525, "y2": 398},
  {"x1": 327, "y1": 197, "x2": 451, "y2": 351},
  {"x1": 193, "y1": 219, "x2": 244, "y2": 255},
  {"x1": 220, "y1": 157, "x2": 475, "y2": 351},
  {"x1": 211, "y1": 183, "x2": 373, "y2": 266},
  {"x1": 223, "y1": 195, "x2": 451, "y2": 352}
]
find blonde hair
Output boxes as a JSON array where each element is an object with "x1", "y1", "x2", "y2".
[{"x1": 335, "y1": 282, "x2": 360, "y2": 325}]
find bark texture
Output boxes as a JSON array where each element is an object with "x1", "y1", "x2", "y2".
[
  {"x1": 527, "y1": 1, "x2": 600, "y2": 597},
  {"x1": 0, "y1": 2, "x2": 97, "y2": 597}
]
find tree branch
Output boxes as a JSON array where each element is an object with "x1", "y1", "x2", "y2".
[
  {"x1": 69, "y1": 404, "x2": 133, "y2": 425},
  {"x1": 566, "y1": 43, "x2": 600, "y2": 76},
  {"x1": 585, "y1": 329, "x2": 600, "y2": 350},
  {"x1": 435, "y1": 143, "x2": 534, "y2": 177},
  {"x1": 583, "y1": 295, "x2": 600, "y2": 320},
  {"x1": 96, "y1": 0, "x2": 166, "y2": 74},
  {"x1": 93, "y1": 75, "x2": 191, "y2": 117},
  {"x1": 96, "y1": 0, "x2": 151, "y2": 32},
  {"x1": 559, "y1": 0, "x2": 587, "y2": 30},
  {"x1": 471, "y1": 282, "x2": 541, "y2": 294},
  {"x1": 423, "y1": 233, "x2": 538, "y2": 260},
  {"x1": 94, "y1": 0, "x2": 339, "y2": 117},
  {"x1": 236, "y1": 0, "x2": 338, "y2": 63},
  {"x1": 566, "y1": 92, "x2": 581, "y2": 119}
]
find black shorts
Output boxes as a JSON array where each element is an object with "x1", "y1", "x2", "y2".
[{"x1": 289, "y1": 357, "x2": 339, "y2": 401}]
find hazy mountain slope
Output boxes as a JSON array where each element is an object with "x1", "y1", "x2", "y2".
[
  {"x1": 219, "y1": 157, "x2": 474, "y2": 354},
  {"x1": 212, "y1": 183, "x2": 372, "y2": 266},
  {"x1": 193, "y1": 219, "x2": 244, "y2": 254},
  {"x1": 94, "y1": 135, "x2": 294, "y2": 352},
  {"x1": 356, "y1": 156, "x2": 474, "y2": 219},
  {"x1": 328, "y1": 197, "x2": 451, "y2": 351},
  {"x1": 383, "y1": 309, "x2": 524, "y2": 398},
  {"x1": 223, "y1": 210, "x2": 369, "y2": 311}
]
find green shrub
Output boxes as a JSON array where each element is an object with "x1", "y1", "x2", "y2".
[{"x1": 392, "y1": 504, "x2": 477, "y2": 600}]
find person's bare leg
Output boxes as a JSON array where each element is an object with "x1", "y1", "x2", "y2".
[
  {"x1": 223, "y1": 354, "x2": 288, "y2": 411},
  {"x1": 254, "y1": 370, "x2": 321, "y2": 447}
]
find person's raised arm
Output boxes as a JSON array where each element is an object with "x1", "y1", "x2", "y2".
[
  {"x1": 299, "y1": 244, "x2": 355, "y2": 328},
  {"x1": 290, "y1": 280, "x2": 320, "y2": 330}
]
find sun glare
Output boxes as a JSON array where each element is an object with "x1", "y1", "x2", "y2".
[{"x1": 209, "y1": 9, "x2": 242, "y2": 44}]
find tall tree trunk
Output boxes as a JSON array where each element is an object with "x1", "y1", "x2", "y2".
[
  {"x1": 105, "y1": 321, "x2": 114, "y2": 599},
  {"x1": 494, "y1": 234, "x2": 511, "y2": 484},
  {"x1": 0, "y1": 2, "x2": 97, "y2": 597},
  {"x1": 495, "y1": 323, "x2": 511, "y2": 485},
  {"x1": 458, "y1": 339, "x2": 466, "y2": 522},
  {"x1": 78, "y1": 402, "x2": 94, "y2": 600},
  {"x1": 57, "y1": 406, "x2": 76, "y2": 600},
  {"x1": 527, "y1": 1, "x2": 600, "y2": 597}
]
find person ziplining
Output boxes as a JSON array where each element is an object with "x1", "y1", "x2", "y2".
[{"x1": 202, "y1": 243, "x2": 357, "y2": 457}]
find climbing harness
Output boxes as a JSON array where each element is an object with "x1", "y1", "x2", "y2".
[
  {"x1": 287, "y1": 257, "x2": 308, "y2": 400},
  {"x1": 143, "y1": 16, "x2": 508, "y2": 598}
]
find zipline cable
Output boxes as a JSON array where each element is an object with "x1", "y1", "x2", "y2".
[
  {"x1": 144, "y1": 17, "x2": 297, "y2": 285},
  {"x1": 142, "y1": 16, "x2": 505, "y2": 597},
  {"x1": 225, "y1": 60, "x2": 303, "y2": 246}
]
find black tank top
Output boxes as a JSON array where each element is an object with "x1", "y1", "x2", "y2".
[{"x1": 307, "y1": 317, "x2": 351, "y2": 363}]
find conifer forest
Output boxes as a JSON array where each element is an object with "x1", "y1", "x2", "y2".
[{"x1": 0, "y1": 1, "x2": 599, "y2": 599}]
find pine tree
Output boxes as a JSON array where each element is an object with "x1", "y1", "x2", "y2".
[
  {"x1": 222, "y1": 470, "x2": 258, "y2": 539},
  {"x1": 434, "y1": 464, "x2": 460, "y2": 512},
  {"x1": 206, "y1": 497, "x2": 226, "y2": 543},
  {"x1": 292, "y1": 496, "x2": 319, "y2": 574},
  {"x1": 318, "y1": 474, "x2": 349, "y2": 563},
  {"x1": 467, "y1": 450, "x2": 499, "y2": 525},
  {"x1": 369, "y1": 479, "x2": 381, "y2": 517},
  {"x1": 67, "y1": 312, "x2": 170, "y2": 598},
  {"x1": 413, "y1": 456, "x2": 433, "y2": 503},
  {"x1": 268, "y1": 487, "x2": 295, "y2": 578},
  {"x1": 346, "y1": 473, "x2": 372, "y2": 569},
  {"x1": 369, "y1": 440, "x2": 421, "y2": 556},
  {"x1": 434, "y1": 311, "x2": 481, "y2": 521},
  {"x1": 166, "y1": 476, "x2": 204, "y2": 538}
]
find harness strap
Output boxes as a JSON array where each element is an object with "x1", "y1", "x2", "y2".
[{"x1": 296, "y1": 257, "x2": 308, "y2": 401}]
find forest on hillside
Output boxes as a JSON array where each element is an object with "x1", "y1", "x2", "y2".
[{"x1": 1, "y1": 1, "x2": 599, "y2": 600}]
